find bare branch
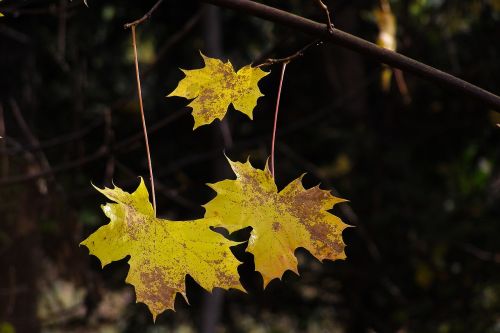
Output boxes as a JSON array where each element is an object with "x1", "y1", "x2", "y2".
[{"x1": 200, "y1": 0, "x2": 500, "y2": 111}]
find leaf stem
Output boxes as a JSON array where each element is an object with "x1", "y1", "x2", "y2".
[
  {"x1": 270, "y1": 62, "x2": 288, "y2": 178},
  {"x1": 131, "y1": 26, "x2": 157, "y2": 215}
]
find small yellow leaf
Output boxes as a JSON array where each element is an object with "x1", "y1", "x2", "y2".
[
  {"x1": 204, "y1": 157, "x2": 349, "y2": 287},
  {"x1": 81, "y1": 178, "x2": 243, "y2": 320},
  {"x1": 167, "y1": 52, "x2": 269, "y2": 129}
]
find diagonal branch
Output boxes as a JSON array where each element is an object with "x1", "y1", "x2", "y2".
[{"x1": 200, "y1": 0, "x2": 500, "y2": 111}]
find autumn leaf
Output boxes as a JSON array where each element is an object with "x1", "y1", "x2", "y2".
[
  {"x1": 203, "y1": 157, "x2": 349, "y2": 287},
  {"x1": 80, "y1": 178, "x2": 243, "y2": 320},
  {"x1": 167, "y1": 52, "x2": 269, "y2": 129}
]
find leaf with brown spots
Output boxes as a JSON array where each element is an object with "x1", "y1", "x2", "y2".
[
  {"x1": 80, "y1": 178, "x2": 243, "y2": 320},
  {"x1": 203, "y1": 157, "x2": 349, "y2": 287},
  {"x1": 167, "y1": 52, "x2": 269, "y2": 129}
]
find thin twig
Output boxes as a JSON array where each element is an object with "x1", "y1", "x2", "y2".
[
  {"x1": 200, "y1": 0, "x2": 500, "y2": 111},
  {"x1": 124, "y1": 0, "x2": 164, "y2": 29},
  {"x1": 270, "y1": 62, "x2": 288, "y2": 178},
  {"x1": 256, "y1": 39, "x2": 321, "y2": 68},
  {"x1": 131, "y1": 26, "x2": 157, "y2": 215},
  {"x1": 314, "y1": 0, "x2": 334, "y2": 33}
]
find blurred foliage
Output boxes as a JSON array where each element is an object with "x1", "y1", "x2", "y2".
[{"x1": 0, "y1": 0, "x2": 499, "y2": 332}]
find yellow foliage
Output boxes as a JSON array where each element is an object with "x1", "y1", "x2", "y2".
[
  {"x1": 375, "y1": 8, "x2": 397, "y2": 52},
  {"x1": 81, "y1": 178, "x2": 243, "y2": 320},
  {"x1": 168, "y1": 53, "x2": 269, "y2": 129},
  {"x1": 375, "y1": 4, "x2": 397, "y2": 91},
  {"x1": 204, "y1": 157, "x2": 349, "y2": 287}
]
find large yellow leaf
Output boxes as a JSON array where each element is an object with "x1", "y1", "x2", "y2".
[
  {"x1": 167, "y1": 53, "x2": 269, "y2": 129},
  {"x1": 203, "y1": 157, "x2": 349, "y2": 287},
  {"x1": 80, "y1": 178, "x2": 243, "y2": 320}
]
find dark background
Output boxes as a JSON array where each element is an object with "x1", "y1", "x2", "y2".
[{"x1": 0, "y1": 0, "x2": 499, "y2": 332}]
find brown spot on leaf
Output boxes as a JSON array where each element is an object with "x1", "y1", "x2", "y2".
[
  {"x1": 272, "y1": 222, "x2": 281, "y2": 231},
  {"x1": 308, "y1": 222, "x2": 331, "y2": 243},
  {"x1": 139, "y1": 267, "x2": 181, "y2": 315},
  {"x1": 215, "y1": 268, "x2": 240, "y2": 288}
]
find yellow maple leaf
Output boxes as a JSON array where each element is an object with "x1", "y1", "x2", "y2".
[
  {"x1": 203, "y1": 157, "x2": 349, "y2": 287},
  {"x1": 80, "y1": 178, "x2": 243, "y2": 320},
  {"x1": 167, "y1": 53, "x2": 269, "y2": 129}
]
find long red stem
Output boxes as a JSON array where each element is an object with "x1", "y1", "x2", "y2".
[
  {"x1": 270, "y1": 62, "x2": 287, "y2": 178},
  {"x1": 131, "y1": 26, "x2": 157, "y2": 215}
]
